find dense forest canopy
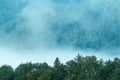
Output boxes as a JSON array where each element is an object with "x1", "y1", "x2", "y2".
[{"x1": 0, "y1": 55, "x2": 120, "y2": 80}]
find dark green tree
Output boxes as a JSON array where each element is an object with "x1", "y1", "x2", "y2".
[
  {"x1": 37, "y1": 68, "x2": 53, "y2": 80},
  {"x1": 26, "y1": 69, "x2": 39, "y2": 80},
  {"x1": 110, "y1": 58, "x2": 120, "y2": 80},
  {"x1": 54, "y1": 57, "x2": 61, "y2": 68},
  {"x1": 0, "y1": 65, "x2": 14, "y2": 80},
  {"x1": 52, "y1": 57, "x2": 67, "y2": 80},
  {"x1": 14, "y1": 62, "x2": 33, "y2": 80}
]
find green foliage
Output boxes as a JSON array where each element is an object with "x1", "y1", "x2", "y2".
[
  {"x1": 1, "y1": 55, "x2": 120, "y2": 80},
  {"x1": 26, "y1": 69, "x2": 39, "y2": 80},
  {"x1": 0, "y1": 65, "x2": 14, "y2": 80},
  {"x1": 54, "y1": 57, "x2": 61, "y2": 68},
  {"x1": 53, "y1": 58, "x2": 66, "y2": 79},
  {"x1": 14, "y1": 62, "x2": 33, "y2": 80},
  {"x1": 37, "y1": 68, "x2": 53, "y2": 80}
]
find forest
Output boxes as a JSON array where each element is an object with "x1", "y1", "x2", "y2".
[{"x1": 0, "y1": 55, "x2": 120, "y2": 80}]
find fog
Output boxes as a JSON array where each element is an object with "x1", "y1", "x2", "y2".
[{"x1": 0, "y1": 0, "x2": 120, "y2": 67}]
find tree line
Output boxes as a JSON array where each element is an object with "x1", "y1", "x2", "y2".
[{"x1": 0, "y1": 54, "x2": 120, "y2": 80}]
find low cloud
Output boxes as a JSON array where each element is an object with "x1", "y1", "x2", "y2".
[{"x1": 0, "y1": 0, "x2": 120, "y2": 53}]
